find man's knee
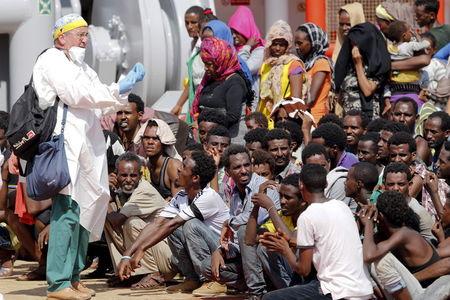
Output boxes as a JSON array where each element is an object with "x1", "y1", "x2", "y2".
[{"x1": 181, "y1": 218, "x2": 204, "y2": 235}]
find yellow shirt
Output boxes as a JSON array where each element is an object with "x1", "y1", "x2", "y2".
[
  {"x1": 257, "y1": 60, "x2": 304, "y2": 129},
  {"x1": 260, "y1": 211, "x2": 296, "y2": 233}
]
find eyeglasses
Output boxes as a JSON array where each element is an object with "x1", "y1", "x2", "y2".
[{"x1": 66, "y1": 31, "x2": 89, "y2": 40}]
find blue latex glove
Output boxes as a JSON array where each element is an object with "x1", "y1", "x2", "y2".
[{"x1": 118, "y1": 63, "x2": 146, "y2": 94}]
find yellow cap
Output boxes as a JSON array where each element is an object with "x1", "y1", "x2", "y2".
[{"x1": 53, "y1": 14, "x2": 88, "y2": 40}]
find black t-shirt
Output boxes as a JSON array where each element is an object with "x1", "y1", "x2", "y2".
[{"x1": 199, "y1": 73, "x2": 247, "y2": 137}]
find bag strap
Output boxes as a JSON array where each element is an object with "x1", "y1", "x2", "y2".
[{"x1": 60, "y1": 104, "x2": 68, "y2": 135}]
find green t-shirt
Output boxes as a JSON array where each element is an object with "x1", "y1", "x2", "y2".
[{"x1": 430, "y1": 24, "x2": 450, "y2": 51}]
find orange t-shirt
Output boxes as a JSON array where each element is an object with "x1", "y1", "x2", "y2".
[{"x1": 307, "y1": 58, "x2": 331, "y2": 122}]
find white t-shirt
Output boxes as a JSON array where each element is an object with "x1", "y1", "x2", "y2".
[
  {"x1": 297, "y1": 199, "x2": 373, "y2": 300},
  {"x1": 159, "y1": 187, "x2": 230, "y2": 236}
]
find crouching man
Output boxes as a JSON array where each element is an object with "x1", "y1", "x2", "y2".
[
  {"x1": 105, "y1": 152, "x2": 174, "y2": 289},
  {"x1": 117, "y1": 150, "x2": 230, "y2": 294}
]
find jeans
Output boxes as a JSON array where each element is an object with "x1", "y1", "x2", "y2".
[
  {"x1": 237, "y1": 225, "x2": 267, "y2": 295},
  {"x1": 262, "y1": 280, "x2": 332, "y2": 300},
  {"x1": 168, "y1": 218, "x2": 219, "y2": 282},
  {"x1": 256, "y1": 244, "x2": 293, "y2": 289},
  {"x1": 201, "y1": 254, "x2": 247, "y2": 291}
]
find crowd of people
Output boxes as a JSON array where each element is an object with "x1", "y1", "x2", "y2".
[{"x1": 1, "y1": 0, "x2": 450, "y2": 300}]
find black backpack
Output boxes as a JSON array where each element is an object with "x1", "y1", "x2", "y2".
[{"x1": 6, "y1": 52, "x2": 60, "y2": 161}]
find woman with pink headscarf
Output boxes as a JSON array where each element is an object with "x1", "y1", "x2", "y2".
[
  {"x1": 191, "y1": 37, "x2": 253, "y2": 138},
  {"x1": 228, "y1": 6, "x2": 265, "y2": 110}
]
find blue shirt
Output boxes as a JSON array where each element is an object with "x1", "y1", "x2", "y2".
[{"x1": 228, "y1": 173, "x2": 280, "y2": 230}]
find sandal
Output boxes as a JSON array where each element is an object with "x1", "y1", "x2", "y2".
[
  {"x1": 16, "y1": 268, "x2": 46, "y2": 281},
  {"x1": 131, "y1": 273, "x2": 165, "y2": 290},
  {"x1": 0, "y1": 266, "x2": 13, "y2": 278},
  {"x1": 107, "y1": 274, "x2": 145, "y2": 288}
]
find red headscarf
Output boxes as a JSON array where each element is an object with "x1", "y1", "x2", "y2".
[
  {"x1": 191, "y1": 37, "x2": 241, "y2": 118},
  {"x1": 228, "y1": 6, "x2": 264, "y2": 51}
]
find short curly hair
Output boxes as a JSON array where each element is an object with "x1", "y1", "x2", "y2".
[
  {"x1": 301, "y1": 143, "x2": 330, "y2": 163},
  {"x1": 281, "y1": 173, "x2": 301, "y2": 189},
  {"x1": 245, "y1": 112, "x2": 268, "y2": 129},
  {"x1": 359, "y1": 132, "x2": 380, "y2": 145},
  {"x1": 318, "y1": 113, "x2": 344, "y2": 128},
  {"x1": 428, "y1": 111, "x2": 450, "y2": 132},
  {"x1": 221, "y1": 144, "x2": 250, "y2": 169},
  {"x1": 386, "y1": 20, "x2": 408, "y2": 43},
  {"x1": 344, "y1": 109, "x2": 370, "y2": 128},
  {"x1": 351, "y1": 162, "x2": 379, "y2": 191},
  {"x1": 244, "y1": 128, "x2": 268, "y2": 146},
  {"x1": 265, "y1": 128, "x2": 291, "y2": 146},
  {"x1": 367, "y1": 118, "x2": 388, "y2": 133},
  {"x1": 311, "y1": 123, "x2": 347, "y2": 151},
  {"x1": 388, "y1": 131, "x2": 416, "y2": 153},
  {"x1": 252, "y1": 149, "x2": 276, "y2": 174},
  {"x1": 206, "y1": 125, "x2": 231, "y2": 140},
  {"x1": 190, "y1": 150, "x2": 217, "y2": 188},
  {"x1": 377, "y1": 190, "x2": 420, "y2": 232},
  {"x1": 383, "y1": 162, "x2": 412, "y2": 182},
  {"x1": 300, "y1": 164, "x2": 327, "y2": 193},
  {"x1": 394, "y1": 97, "x2": 418, "y2": 115},
  {"x1": 115, "y1": 151, "x2": 143, "y2": 171},
  {"x1": 128, "y1": 93, "x2": 145, "y2": 113},
  {"x1": 275, "y1": 120, "x2": 303, "y2": 151},
  {"x1": 197, "y1": 109, "x2": 227, "y2": 128},
  {"x1": 381, "y1": 121, "x2": 410, "y2": 134}
]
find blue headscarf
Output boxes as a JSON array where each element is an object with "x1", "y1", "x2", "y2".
[{"x1": 204, "y1": 20, "x2": 254, "y2": 84}]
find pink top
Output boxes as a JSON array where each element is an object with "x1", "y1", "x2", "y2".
[{"x1": 228, "y1": 6, "x2": 264, "y2": 51}]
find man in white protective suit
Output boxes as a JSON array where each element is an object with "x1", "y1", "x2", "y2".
[{"x1": 32, "y1": 13, "x2": 145, "y2": 300}]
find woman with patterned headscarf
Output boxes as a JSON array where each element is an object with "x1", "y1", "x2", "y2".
[
  {"x1": 191, "y1": 37, "x2": 252, "y2": 138},
  {"x1": 295, "y1": 22, "x2": 333, "y2": 122},
  {"x1": 258, "y1": 20, "x2": 305, "y2": 128}
]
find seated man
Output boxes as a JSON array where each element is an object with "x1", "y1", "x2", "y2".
[
  {"x1": 390, "y1": 97, "x2": 430, "y2": 162},
  {"x1": 265, "y1": 129, "x2": 301, "y2": 183},
  {"x1": 388, "y1": 131, "x2": 425, "y2": 198},
  {"x1": 345, "y1": 162, "x2": 380, "y2": 206},
  {"x1": 204, "y1": 145, "x2": 280, "y2": 298},
  {"x1": 204, "y1": 126, "x2": 232, "y2": 199},
  {"x1": 252, "y1": 150, "x2": 276, "y2": 180},
  {"x1": 105, "y1": 152, "x2": 173, "y2": 289},
  {"x1": 383, "y1": 162, "x2": 434, "y2": 241},
  {"x1": 275, "y1": 120, "x2": 303, "y2": 165},
  {"x1": 311, "y1": 122, "x2": 359, "y2": 170},
  {"x1": 246, "y1": 173, "x2": 306, "y2": 289},
  {"x1": 198, "y1": 109, "x2": 228, "y2": 144},
  {"x1": 302, "y1": 143, "x2": 357, "y2": 211},
  {"x1": 245, "y1": 112, "x2": 268, "y2": 131},
  {"x1": 377, "y1": 121, "x2": 410, "y2": 167},
  {"x1": 111, "y1": 93, "x2": 192, "y2": 155},
  {"x1": 360, "y1": 191, "x2": 450, "y2": 299},
  {"x1": 142, "y1": 119, "x2": 182, "y2": 200},
  {"x1": 117, "y1": 151, "x2": 230, "y2": 295},
  {"x1": 260, "y1": 164, "x2": 374, "y2": 300},
  {"x1": 357, "y1": 132, "x2": 384, "y2": 178},
  {"x1": 244, "y1": 128, "x2": 269, "y2": 156}
]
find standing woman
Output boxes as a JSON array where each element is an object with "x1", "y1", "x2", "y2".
[
  {"x1": 332, "y1": 2, "x2": 365, "y2": 62},
  {"x1": 258, "y1": 20, "x2": 304, "y2": 128},
  {"x1": 228, "y1": 6, "x2": 265, "y2": 110},
  {"x1": 295, "y1": 23, "x2": 333, "y2": 122},
  {"x1": 191, "y1": 37, "x2": 253, "y2": 138},
  {"x1": 334, "y1": 22, "x2": 391, "y2": 119},
  {"x1": 171, "y1": 7, "x2": 213, "y2": 125}
]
